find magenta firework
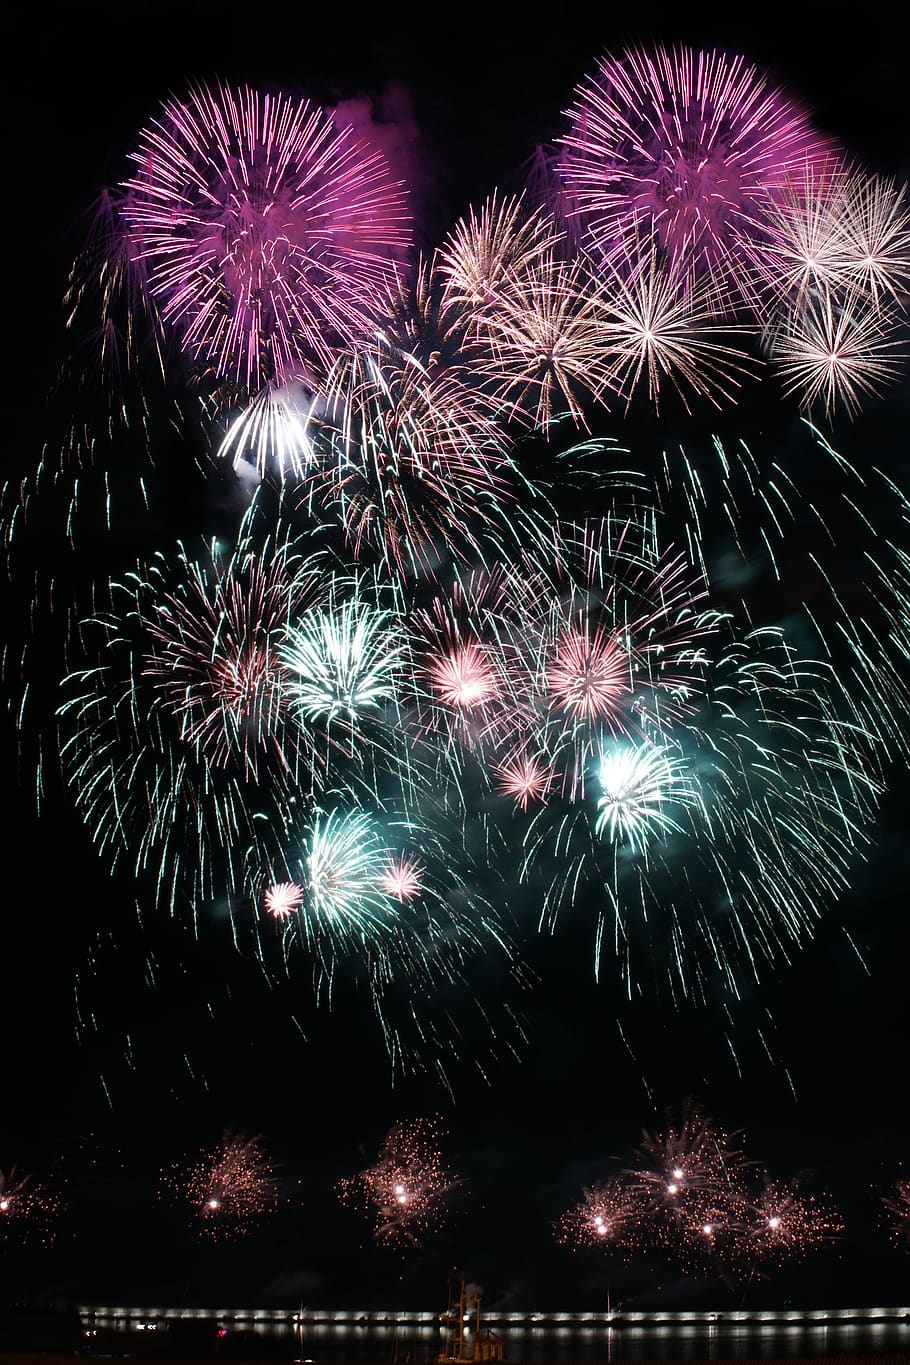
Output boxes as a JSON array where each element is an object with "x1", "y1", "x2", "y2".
[
  {"x1": 121, "y1": 81, "x2": 411, "y2": 393},
  {"x1": 557, "y1": 46, "x2": 830, "y2": 303}
]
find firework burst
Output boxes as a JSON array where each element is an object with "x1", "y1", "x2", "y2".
[
  {"x1": 555, "y1": 1176, "x2": 644, "y2": 1252},
  {"x1": 167, "y1": 1131, "x2": 281, "y2": 1240},
  {"x1": 0, "y1": 1166, "x2": 61, "y2": 1247},
  {"x1": 557, "y1": 45, "x2": 831, "y2": 306},
  {"x1": 593, "y1": 741, "x2": 702, "y2": 853},
  {"x1": 121, "y1": 80, "x2": 411, "y2": 392},
  {"x1": 337, "y1": 1117, "x2": 460, "y2": 1247},
  {"x1": 743, "y1": 1179, "x2": 843, "y2": 1265},
  {"x1": 880, "y1": 1176, "x2": 910, "y2": 1250},
  {"x1": 768, "y1": 287, "x2": 904, "y2": 415}
]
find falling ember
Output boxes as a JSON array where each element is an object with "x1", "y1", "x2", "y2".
[{"x1": 263, "y1": 881, "x2": 304, "y2": 918}]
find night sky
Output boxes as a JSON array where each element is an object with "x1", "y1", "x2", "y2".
[{"x1": 3, "y1": 0, "x2": 909, "y2": 1318}]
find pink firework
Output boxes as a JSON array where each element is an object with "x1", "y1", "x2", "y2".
[
  {"x1": 121, "y1": 81, "x2": 411, "y2": 392},
  {"x1": 378, "y1": 854, "x2": 424, "y2": 902},
  {"x1": 558, "y1": 46, "x2": 831, "y2": 305},
  {"x1": 337, "y1": 1116, "x2": 460, "y2": 1247},
  {"x1": 408, "y1": 564, "x2": 544, "y2": 754},
  {"x1": 263, "y1": 880, "x2": 305, "y2": 918},
  {"x1": 555, "y1": 1176, "x2": 644, "y2": 1253},
  {"x1": 169, "y1": 1131, "x2": 281, "y2": 1240},
  {"x1": 543, "y1": 520, "x2": 717, "y2": 730},
  {"x1": 494, "y1": 750, "x2": 553, "y2": 810},
  {"x1": 546, "y1": 621, "x2": 630, "y2": 723}
]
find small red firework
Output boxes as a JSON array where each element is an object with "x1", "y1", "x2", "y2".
[
  {"x1": 0, "y1": 1166, "x2": 61, "y2": 1247},
  {"x1": 627, "y1": 1101, "x2": 754, "y2": 1225},
  {"x1": 378, "y1": 855, "x2": 424, "y2": 902},
  {"x1": 743, "y1": 1179, "x2": 843, "y2": 1264},
  {"x1": 880, "y1": 1176, "x2": 910, "y2": 1250},
  {"x1": 263, "y1": 881, "x2": 305, "y2": 918},
  {"x1": 493, "y1": 751, "x2": 553, "y2": 810},
  {"x1": 546, "y1": 623, "x2": 630, "y2": 722},
  {"x1": 428, "y1": 643, "x2": 500, "y2": 709}
]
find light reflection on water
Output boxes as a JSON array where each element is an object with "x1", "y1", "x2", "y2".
[{"x1": 78, "y1": 1305, "x2": 910, "y2": 1361}]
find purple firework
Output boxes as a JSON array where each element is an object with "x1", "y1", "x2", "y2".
[
  {"x1": 557, "y1": 46, "x2": 831, "y2": 307},
  {"x1": 121, "y1": 81, "x2": 411, "y2": 393}
]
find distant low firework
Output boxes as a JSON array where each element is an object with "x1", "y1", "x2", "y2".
[
  {"x1": 743, "y1": 1180, "x2": 843, "y2": 1266},
  {"x1": 880, "y1": 1176, "x2": 910, "y2": 1250},
  {"x1": 554, "y1": 1177, "x2": 644, "y2": 1253},
  {"x1": 337, "y1": 1116, "x2": 460, "y2": 1246},
  {"x1": 627, "y1": 1101, "x2": 753, "y2": 1222},
  {"x1": 0, "y1": 1166, "x2": 60, "y2": 1247},
  {"x1": 166, "y1": 1131, "x2": 281, "y2": 1239},
  {"x1": 556, "y1": 1103, "x2": 843, "y2": 1284}
]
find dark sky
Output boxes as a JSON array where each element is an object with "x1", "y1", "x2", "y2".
[{"x1": 3, "y1": 0, "x2": 909, "y2": 1317}]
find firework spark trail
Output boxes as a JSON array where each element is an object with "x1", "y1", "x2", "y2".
[
  {"x1": 165, "y1": 1131, "x2": 281, "y2": 1240},
  {"x1": 880, "y1": 1176, "x2": 910, "y2": 1250},
  {"x1": 300, "y1": 340, "x2": 520, "y2": 576},
  {"x1": 337, "y1": 1116, "x2": 460, "y2": 1246}
]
